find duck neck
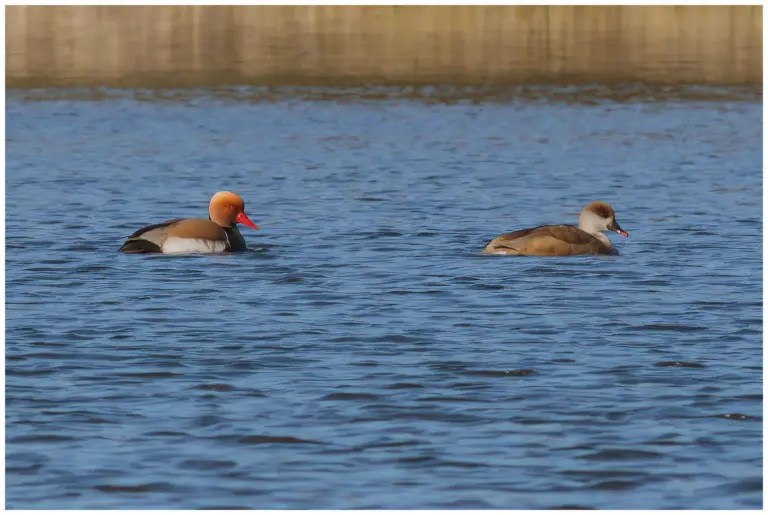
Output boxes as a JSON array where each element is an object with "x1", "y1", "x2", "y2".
[
  {"x1": 578, "y1": 212, "x2": 611, "y2": 248},
  {"x1": 593, "y1": 231, "x2": 612, "y2": 248}
]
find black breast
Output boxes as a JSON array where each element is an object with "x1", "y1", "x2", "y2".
[{"x1": 225, "y1": 226, "x2": 248, "y2": 252}]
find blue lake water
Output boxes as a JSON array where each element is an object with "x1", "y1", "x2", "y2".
[{"x1": 5, "y1": 87, "x2": 762, "y2": 509}]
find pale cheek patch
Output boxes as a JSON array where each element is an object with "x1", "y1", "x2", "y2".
[{"x1": 162, "y1": 237, "x2": 228, "y2": 254}]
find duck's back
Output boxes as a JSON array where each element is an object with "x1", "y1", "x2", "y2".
[
  {"x1": 119, "y1": 218, "x2": 229, "y2": 254},
  {"x1": 483, "y1": 224, "x2": 611, "y2": 256}
]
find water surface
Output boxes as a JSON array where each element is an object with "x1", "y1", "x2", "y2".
[{"x1": 6, "y1": 87, "x2": 762, "y2": 509}]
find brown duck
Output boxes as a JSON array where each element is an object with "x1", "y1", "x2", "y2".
[
  {"x1": 482, "y1": 201, "x2": 629, "y2": 256},
  {"x1": 119, "y1": 191, "x2": 260, "y2": 254}
]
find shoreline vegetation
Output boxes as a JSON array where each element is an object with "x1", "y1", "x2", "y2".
[{"x1": 6, "y1": 85, "x2": 761, "y2": 105}]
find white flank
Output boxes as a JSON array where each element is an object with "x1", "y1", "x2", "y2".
[{"x1": 162, "y1": 237, "x2": 228, "y2": 254}]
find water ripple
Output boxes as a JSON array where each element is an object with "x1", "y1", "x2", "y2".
[{"x1": 5, "y1": 90, "x2": 761, "y2": 510}]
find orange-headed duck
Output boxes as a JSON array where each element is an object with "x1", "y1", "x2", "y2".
[{"x1": 119, "y1": 191, "x2": 259, "y2": 254}]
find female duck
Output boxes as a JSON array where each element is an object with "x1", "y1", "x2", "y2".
[{"x1": 482, "y1": 201, "x2": 628, "y2": 256}]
